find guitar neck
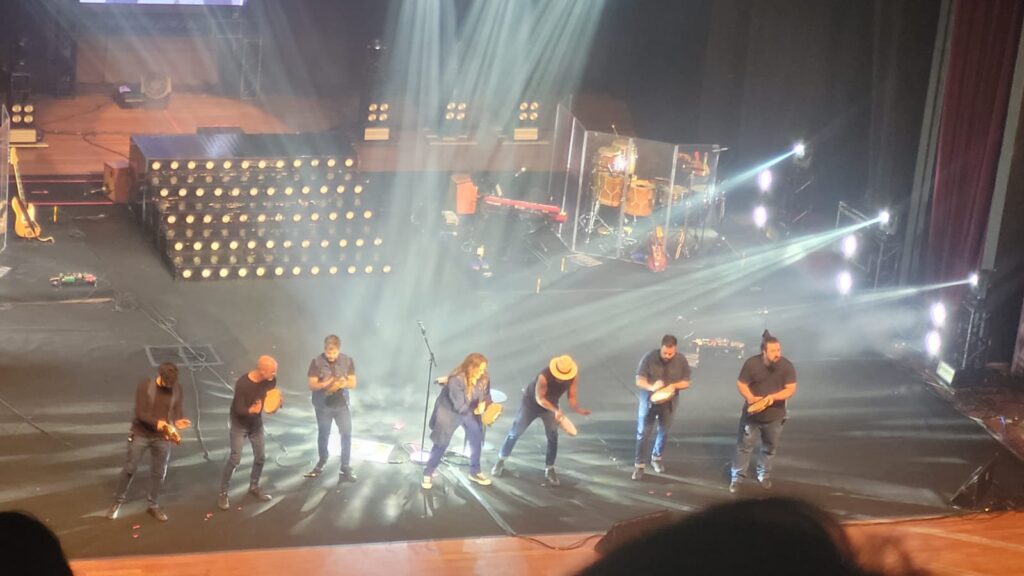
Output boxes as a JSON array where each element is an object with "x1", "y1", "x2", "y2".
[{"x1": 8, "y1": 147, "x2": 28, "y2": 204}]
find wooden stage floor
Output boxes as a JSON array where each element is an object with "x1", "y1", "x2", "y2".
[{"x1": 69, "y1": 512, "x2": 1024, "y2": 576}]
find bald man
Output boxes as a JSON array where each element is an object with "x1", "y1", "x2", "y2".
[{"x1": 218, "y1": 356, "x2": 279, "y2": 510}]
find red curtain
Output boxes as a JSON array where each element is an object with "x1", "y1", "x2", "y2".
[{"x1": 927, "y1": 0, "x2": 1024, "y2": 283}]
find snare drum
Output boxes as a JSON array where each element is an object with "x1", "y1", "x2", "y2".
[
  {"x1": 624, "y1": 179, "x2": 655, "y2": 217},
  {"x1": 593, "y1": 171, "x2": 625, "y2": 207}
]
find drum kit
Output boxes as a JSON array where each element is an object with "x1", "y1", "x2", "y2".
[{"x1": 582, "y1": 139, "x2": 722, "y2": 259}]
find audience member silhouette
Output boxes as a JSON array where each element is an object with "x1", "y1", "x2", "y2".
[{"x1": 0, "y1": 511, "x2": 74, "y2": 576}]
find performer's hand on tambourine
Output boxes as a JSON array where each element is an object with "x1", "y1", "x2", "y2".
[
  {"x1": 474, "y1": 401, "x2": 486, "y2": 415},
  {"x1": 264, "y1": 388, "x2": 283, "y2": 414},
  {"x1": 747, "y1": 395, "x2": 772, "y2": 415}
]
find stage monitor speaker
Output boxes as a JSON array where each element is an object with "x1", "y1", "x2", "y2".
[
  {"x1": 594, "y1": 510, "x2": 679, "y2": 556},
  {"x1": 451, "y1": 173, "x2": 478, "y2": 215},
  {"x1": 525, "y1": 225, "x2": 569, "y2": 265},
  {"x1": 141, "y1": 75, "x2": 172, "y2": 109},
  {"x1": 103, "y1": 160, "x2": 131, "y2": 203}
]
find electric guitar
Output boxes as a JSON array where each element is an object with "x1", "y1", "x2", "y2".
[
  {"x1": 8, "y1": 147, "x2": 53, "y2": 242},
  {"x1": 647, "y1": 226, "x2": 668, "y2": 273}
]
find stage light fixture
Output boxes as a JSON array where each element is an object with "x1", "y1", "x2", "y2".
[
  {"x1": 930, "y1": 302, "x2": 947, "y2": 328},
  {"x1": 968, "y1": 272, "x2": 979, "y2": 288},
  {"x1": 758, "y1": 169, "x2": 772, "y2": 193},
  {"x1": 382, "y1": 265, "x2": 392, "y2": 274},
  {"x1": 879, "y1": 210, "x2": 891, "y2": 225},
  {"x1": 347, "y1": 265, "x2": 357, "y2": 274},
  {"x1": 837, "y1": 270, "x2": 853, "y2": 295},
  {"x1": 925, "y1": 330, "x2": 942, "y2": 357},
  {"x1": 841, "y1": 234, "x2": 857, "y2": 259},
  {"x1": 794, "y1": 142, "x2": 806, "y2": 158},
  {"x1": 753, "y1": 205, "x2": 768, "y2": 229}
]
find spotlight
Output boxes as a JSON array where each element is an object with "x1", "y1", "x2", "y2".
[
  {"x1": 758, "y1": 169, "x2": 772, "y2": 193},
  {"x1": 837, "y1": 270, "x2": 853, "y2": 295},
  {"x1": 879, "y1": 210, "x2": 891, "y2": 225},
  {"x1": 930, "y1": 302, "x2": 947, "y2": 328},
  {"x1": 794, "y1": 142, "x2": 806, "y2": 158},
  {"x1": 753, "y1": 205, "x2": 768, "y2": 229},
  {"x1": 841, "y1": 235, "x2": 857, "y2": 260},
  {"x1": 968, "y1": 272, "x2": 979, "y2": 288},
  {"x1": 925, "y1": 330, "x2": 942, "y2": 357}
]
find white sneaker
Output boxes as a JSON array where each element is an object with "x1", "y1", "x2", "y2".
[{"x1": 421, "y1": 475, "x2": 432, "y2": 490}]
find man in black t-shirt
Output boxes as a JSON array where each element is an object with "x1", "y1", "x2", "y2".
[
  {"x1": 107, "y1": 362, "x2": 190, "y2": 522},
  {"x1": 632, "y1": 335, "x2": 691, "y2": 481},
  {"x1": 729, "y1": 333, "x2": 797, "y2": 493},
  {"x1": 218, "y1": 355, "x2": 279, "y2": 511},
  {"x1": 302, "y1": 334, "x2": 358, "y2": 482},
  {"x1": 491, "y1": 355, "x2": 591, "y2": 486}
]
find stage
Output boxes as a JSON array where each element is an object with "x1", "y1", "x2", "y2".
[{"x1": 1, "y1": 205, "x2": 1023, "y2": 563}]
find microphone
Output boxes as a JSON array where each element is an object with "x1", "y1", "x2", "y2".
[{"x1": 418, "y1": 321, "x2": 426, "y2": 336}]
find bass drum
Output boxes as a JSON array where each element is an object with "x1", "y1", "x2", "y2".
[
  {"x1": 593, "y1": 171, "x2": 625, "y2": 207},
  {"x1": 624, "y1": 179, "x2": 655, "y2": 217}
]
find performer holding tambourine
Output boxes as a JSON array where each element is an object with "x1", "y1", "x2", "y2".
[{"x1": 632, "y1": 335, "x2": 692, "y2": 481}]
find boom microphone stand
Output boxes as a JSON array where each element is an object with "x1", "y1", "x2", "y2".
[{"x1": 412, "y1": 321, "x2": 438, "y2": 463}]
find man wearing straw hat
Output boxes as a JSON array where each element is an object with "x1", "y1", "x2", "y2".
[
  {"x1": 491, "y1": 355, "x2": 590, "y2": 486},
  {"x1": 632, "y1": 335, "x2": 691, "y2": 481}
]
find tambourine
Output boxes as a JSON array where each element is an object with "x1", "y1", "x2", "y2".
[
  {"x1": 650, "y1": 386, "x2": 676, "y2": 405},
  {"x1": 558, "y1": 415, "x2": 578, "y2": 437},
  {"x1": 747, "y1": 396, "x2": 771, "y2": 415},
  {"x1": 263, "y1": 388, "x2": 283, "y2": 414},
  {"x1": 482, "y1": 402, "x2": 503, "y2": 426}
]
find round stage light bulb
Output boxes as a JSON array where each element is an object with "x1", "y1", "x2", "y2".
[
  {"x1": 266, "y1": 240, "x2": 275, "y2": 249},
  {"x1": 354, "y1": 185, "x2": 364, "y2": 194},
  {"x1": 274, "y1": 267, "x2": 285, "y2": 276},
  {"x1": 301, "y1": 240, "x2": 311, "y2": 248},
  {"x1": 837, "y1": 270, "x2": 853, "y2": 295},
  {"x1": 258, "y1": 160, "x2": 267, "y2": 169},
  {"x1": 219, "y1": 268, "x2": 230, "y2": 278},
  {"x1": 310, "y1": 266, "x2": 321, "y2": 276},
  {"x1": 151, "y1": 161, "x2": 162, "y2": 170},
  {"x1": 239, "y1": 214, "x2": 249, "y2": 223},
  {"x1": 256, "y1": 267, "x2": 266, "y2": 277},
  {"x1": 363, "y1": 210, "x2": 373, "y2": 219},
  {"x1": 292, "y1": 214, "x2": 303, "y2": 222},
  {"x1": 373, "y1": 238, "x2": 383, "y2": 246},
  {"x1": 275, "y1": 160, "x2": 285, "y2": 169},
  {"x1": 170, "y1": 161, "x2": 180, "y2": 170},
  {"x1": 321, "y1": 240, "x2": 330, "y2": 248},
  {"x1": 753, "y1": 205, "x2": 768, "y2": 229},
  {"x1": 205, "y1": 161, "x2": 215, "y2": 170},
  {"x1": 364, "y1": 265, "x2": 373, "y2": 274},
  {"x1": 282, "y1": 240, "x2": 293, "y2": 249},
  {"x1": 346, "y1": 211, "x2": 355, "y2": 220},
  {"x1": 292, "y1": 266, "x2": 301, "y2": 276},
  {"x1": 382, "y1": 265, "x2": 392, "y2": 274},
  {"x1": 159, "y1": 188, "x2": 170, "y2": 197},
  {"x1": 257, "y1": 214, "x2": 267, "y2": 223},
  {"x1": 201, "y1": 268, "x2": 212, "y2": 279},
  {"x1": 311, "y1": 159, "x2": 320, "y2": 167},
  {"x1": 758, "y1": 169, "x2": 772, "y2": 193},
  {"x1": 302, "y1": 186, "x2": 311, "y2": 195},
  {"x1": 329, "y1": 266, "x2": 339, "y2": 275},
  {"x1": 930, "y1": 302, "x2": 947, "y2": 328},
  {"x1": 167, "y1": 215, "x2": 177, "y2": 224},
  {"x1": 230, "y1": 187, "x2": 241, "y2": 196},
  {"x1": 925, "y1": 330, "x2": 942, "y2": 357},
  {"x1": 229, "y1": 240, "x2": 239, "y2": 250},
  {"x1": 339, "y1": 239, "x2": 348, "y2": 248},
  {"x1": 187, "y1": 161, "x2": 197, "y2": 170},
  {"x1": 185, "y1": 215, "x2": 196, "y2": 224},
  {"x1": 241, "y1": 160, "x2": 251, "y2": 169},
  {"x1": 337, "y1": 185, "x2": 346, "y2": 193},
  {"x1": 238, "y1": 268, "x2": 249, "y2": 278},
  {"x1": 247, "y1": 240, "x2": 257, "y2": 250},
  {"x1": 841, "y1": 235, "x2": 857, "y2": 259},
  {"x1": 178, "y1": 188, "x2": 188, "y2": 197},
  {"x1": 347, "y1": 266, "x2": 357, "y2": 275},
  {"x1": 210, "y1": 241, "x2": 221, "y2": 251},
  {"x1": 173, "y1": 242, "x2": 184, "y2": 251},
  {"x1": 293, "y1": 159, "x2": 303, "y2": 168},
  {"x1": 327, "y1": 158, "x2": 337, "y2": 167},
  {"x1": 345, "y1": 158, "x2": 355, "y2": 168},
  {"x1": 182, "y1": 269, "x2": 193, "y2": 279},
  {"x1": 355, "y1": 238, "x2": 365, "y2": 247}
]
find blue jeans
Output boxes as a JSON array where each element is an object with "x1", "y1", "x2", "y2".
[
  {"x1": 731, "y1": 414, "x2": 786, "y2": 480},
  {"x1": 499, "y1": 400, "x2": 559, "y2": 466},
  {"x1": 635, "y1": 398, "x2": 675, "y2": 465},
  {"x1": 314, "y1": 402, "x2": 352, "y2": 469},
  {"x1": 220, "y1": 423, "x2": 266, "y2": 493},
  {"x1": 424, "y1": 413, "x2": 484, "y2": 476},
  {"x1": 113, "y1": 431, "x2": 171, "y2": 506}
]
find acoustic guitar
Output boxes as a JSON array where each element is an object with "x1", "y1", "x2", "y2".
[{"x1": 8, "y1": 147, "x2": 53, "y2": 243}]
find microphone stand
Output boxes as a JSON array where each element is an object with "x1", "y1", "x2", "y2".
[{"x1": 413, "y1": 321, "x2": 438, "y2": 464}]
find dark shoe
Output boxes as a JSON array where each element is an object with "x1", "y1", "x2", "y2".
[
  {"x1": 217, "y1": 493, "x2": 230, "y2": 511},
  {"x1": 491, "y1": 459, "x2": 505, "y2": 477},
  {"x1": 729, "y1": 477, "x2": 740, "y2": 494},
  {"x1": 303, "y1": 465, "x2": 324, "y2": 479},
  {"x1": 339, "y1": 466, "x2": 357, "y2": 483},
  {"x1": 631, "y1": 465, "x2": 645, "y2": 481},
  {"x1": 147, "y1": 506, "x2": 168, "y2": 522},
  {"x1": 106, "y1": 502, "x2": 121, "y2": 520},
  {"x1": 544, "y1": 467, "x2": 560, "y2": 487},
  {"x1": 758, "y1": 475, "x2": 772, "y2": 490},
  {"x1": 248, "y1": 486, "x2": 272, "y2": 502},
  {"x1": 651, "y1": 459, "x2": 665, "y2": 474}
]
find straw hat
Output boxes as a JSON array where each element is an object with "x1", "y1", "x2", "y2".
[{"x1": 549, "y1": 355, "x2": 578, "y2": 381}]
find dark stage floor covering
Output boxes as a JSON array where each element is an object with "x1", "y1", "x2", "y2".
[{"x1": 0, "y1": 207, "x2": 1022, "y2": 560}]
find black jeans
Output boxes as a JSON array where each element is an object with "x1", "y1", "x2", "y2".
[
  {"x1": 499, "y1": 399, "x2": 559, "y2": 466},
  {"x1": 113, "y1": 431, "x2": 171, "y2": 507},
  {"x1": 314, "y1": 402, "x2": 352, "y2": 469},
  {"x1": 220, "y1": 423, "x2": 265, "y2": 494}
]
